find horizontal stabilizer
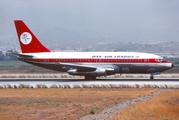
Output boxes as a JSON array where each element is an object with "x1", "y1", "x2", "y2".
[{"x1": 7, "y1": 52, "x2": 33, "y2": 59}]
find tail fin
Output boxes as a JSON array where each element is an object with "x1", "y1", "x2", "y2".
[{"x1": 14, "y1": 20, "x2": 51, "y2": 53}]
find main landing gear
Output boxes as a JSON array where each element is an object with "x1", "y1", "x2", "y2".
[
  {"x1": 150, "y1": 75, "x2": 154, "y2": 80},
  {"x1": 85, "y1": 76, "x2": 96, "y2": 80}
]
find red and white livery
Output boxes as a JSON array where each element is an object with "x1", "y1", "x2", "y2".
[{"x1": 11, "y1": 20, "x2": 174, "y2": 79}]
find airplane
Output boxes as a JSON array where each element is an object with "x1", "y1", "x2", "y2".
[{"x1": 10, "y1": 20, "x2": 174, "y2": 80}]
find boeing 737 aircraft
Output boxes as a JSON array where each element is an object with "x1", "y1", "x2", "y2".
[{"x1": 10, "y1": 20, "x2": 174, "y2": 80}]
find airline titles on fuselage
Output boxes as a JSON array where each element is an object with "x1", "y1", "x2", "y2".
[{"x1": 92, "y1": 55, "x2": 136, "y2": 58}]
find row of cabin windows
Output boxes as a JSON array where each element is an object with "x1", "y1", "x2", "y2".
[{"x1": 48, "y1": 59, "x2": 149, "y2": 63}]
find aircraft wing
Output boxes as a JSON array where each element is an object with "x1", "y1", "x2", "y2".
[
  {"x1": 60, "y1": 63, "x2": 97, "y2": 71},
  {"x1": 60, "y1": 63, "x2": 115, "y2": 77},
  {"x1": 60, "y1": 63, "x2": 114, "y2": 72}
]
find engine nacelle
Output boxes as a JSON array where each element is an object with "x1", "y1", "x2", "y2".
[{"x1": 68, "y1": 68, "x2": 115, "y2": 76}]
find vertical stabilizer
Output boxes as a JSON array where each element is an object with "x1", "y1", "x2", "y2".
[{"x1": 14, "y1": 20, "x2": 51, "y2": 53}]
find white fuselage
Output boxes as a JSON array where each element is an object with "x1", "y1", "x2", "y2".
[{"x1": 20, "y1": 52, "x2": 173, "y2": 75}]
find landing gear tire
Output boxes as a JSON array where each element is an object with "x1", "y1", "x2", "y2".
[
  {"x1": 85, "y1": 76, "x2": 96, "y2": 80},
  {"x1": 150, "y1": 76, "x2": 154, "y2": 80}
]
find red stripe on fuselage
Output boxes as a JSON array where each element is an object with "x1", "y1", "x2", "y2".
[{"x1": 25, "y1": 58, "x2": 170, "y2": 63}]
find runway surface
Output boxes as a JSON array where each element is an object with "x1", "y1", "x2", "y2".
[{"x1": 0, "y1": 78, "x2": 179, "y2": 88}]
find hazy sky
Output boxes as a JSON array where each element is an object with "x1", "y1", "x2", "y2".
[{"x1": 1, "y1": 0, "x2": 179, "y2": 47}]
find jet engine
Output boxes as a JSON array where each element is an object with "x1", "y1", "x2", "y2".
[{"x1": 67, "y1": 68, "x2": 115, "y2": 76}]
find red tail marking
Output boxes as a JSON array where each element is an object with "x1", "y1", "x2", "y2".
[{"x1": 14, "y1": 20, "x2": 51, "y2": 53}]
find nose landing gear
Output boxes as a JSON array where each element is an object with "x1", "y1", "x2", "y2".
[{"x1": 150, "y1": 72, "x2": 160, "y2": 80}]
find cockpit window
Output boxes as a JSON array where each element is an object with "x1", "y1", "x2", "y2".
[{"x1": 156, "y1": 57, "x2": 164, "y2": 62}]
